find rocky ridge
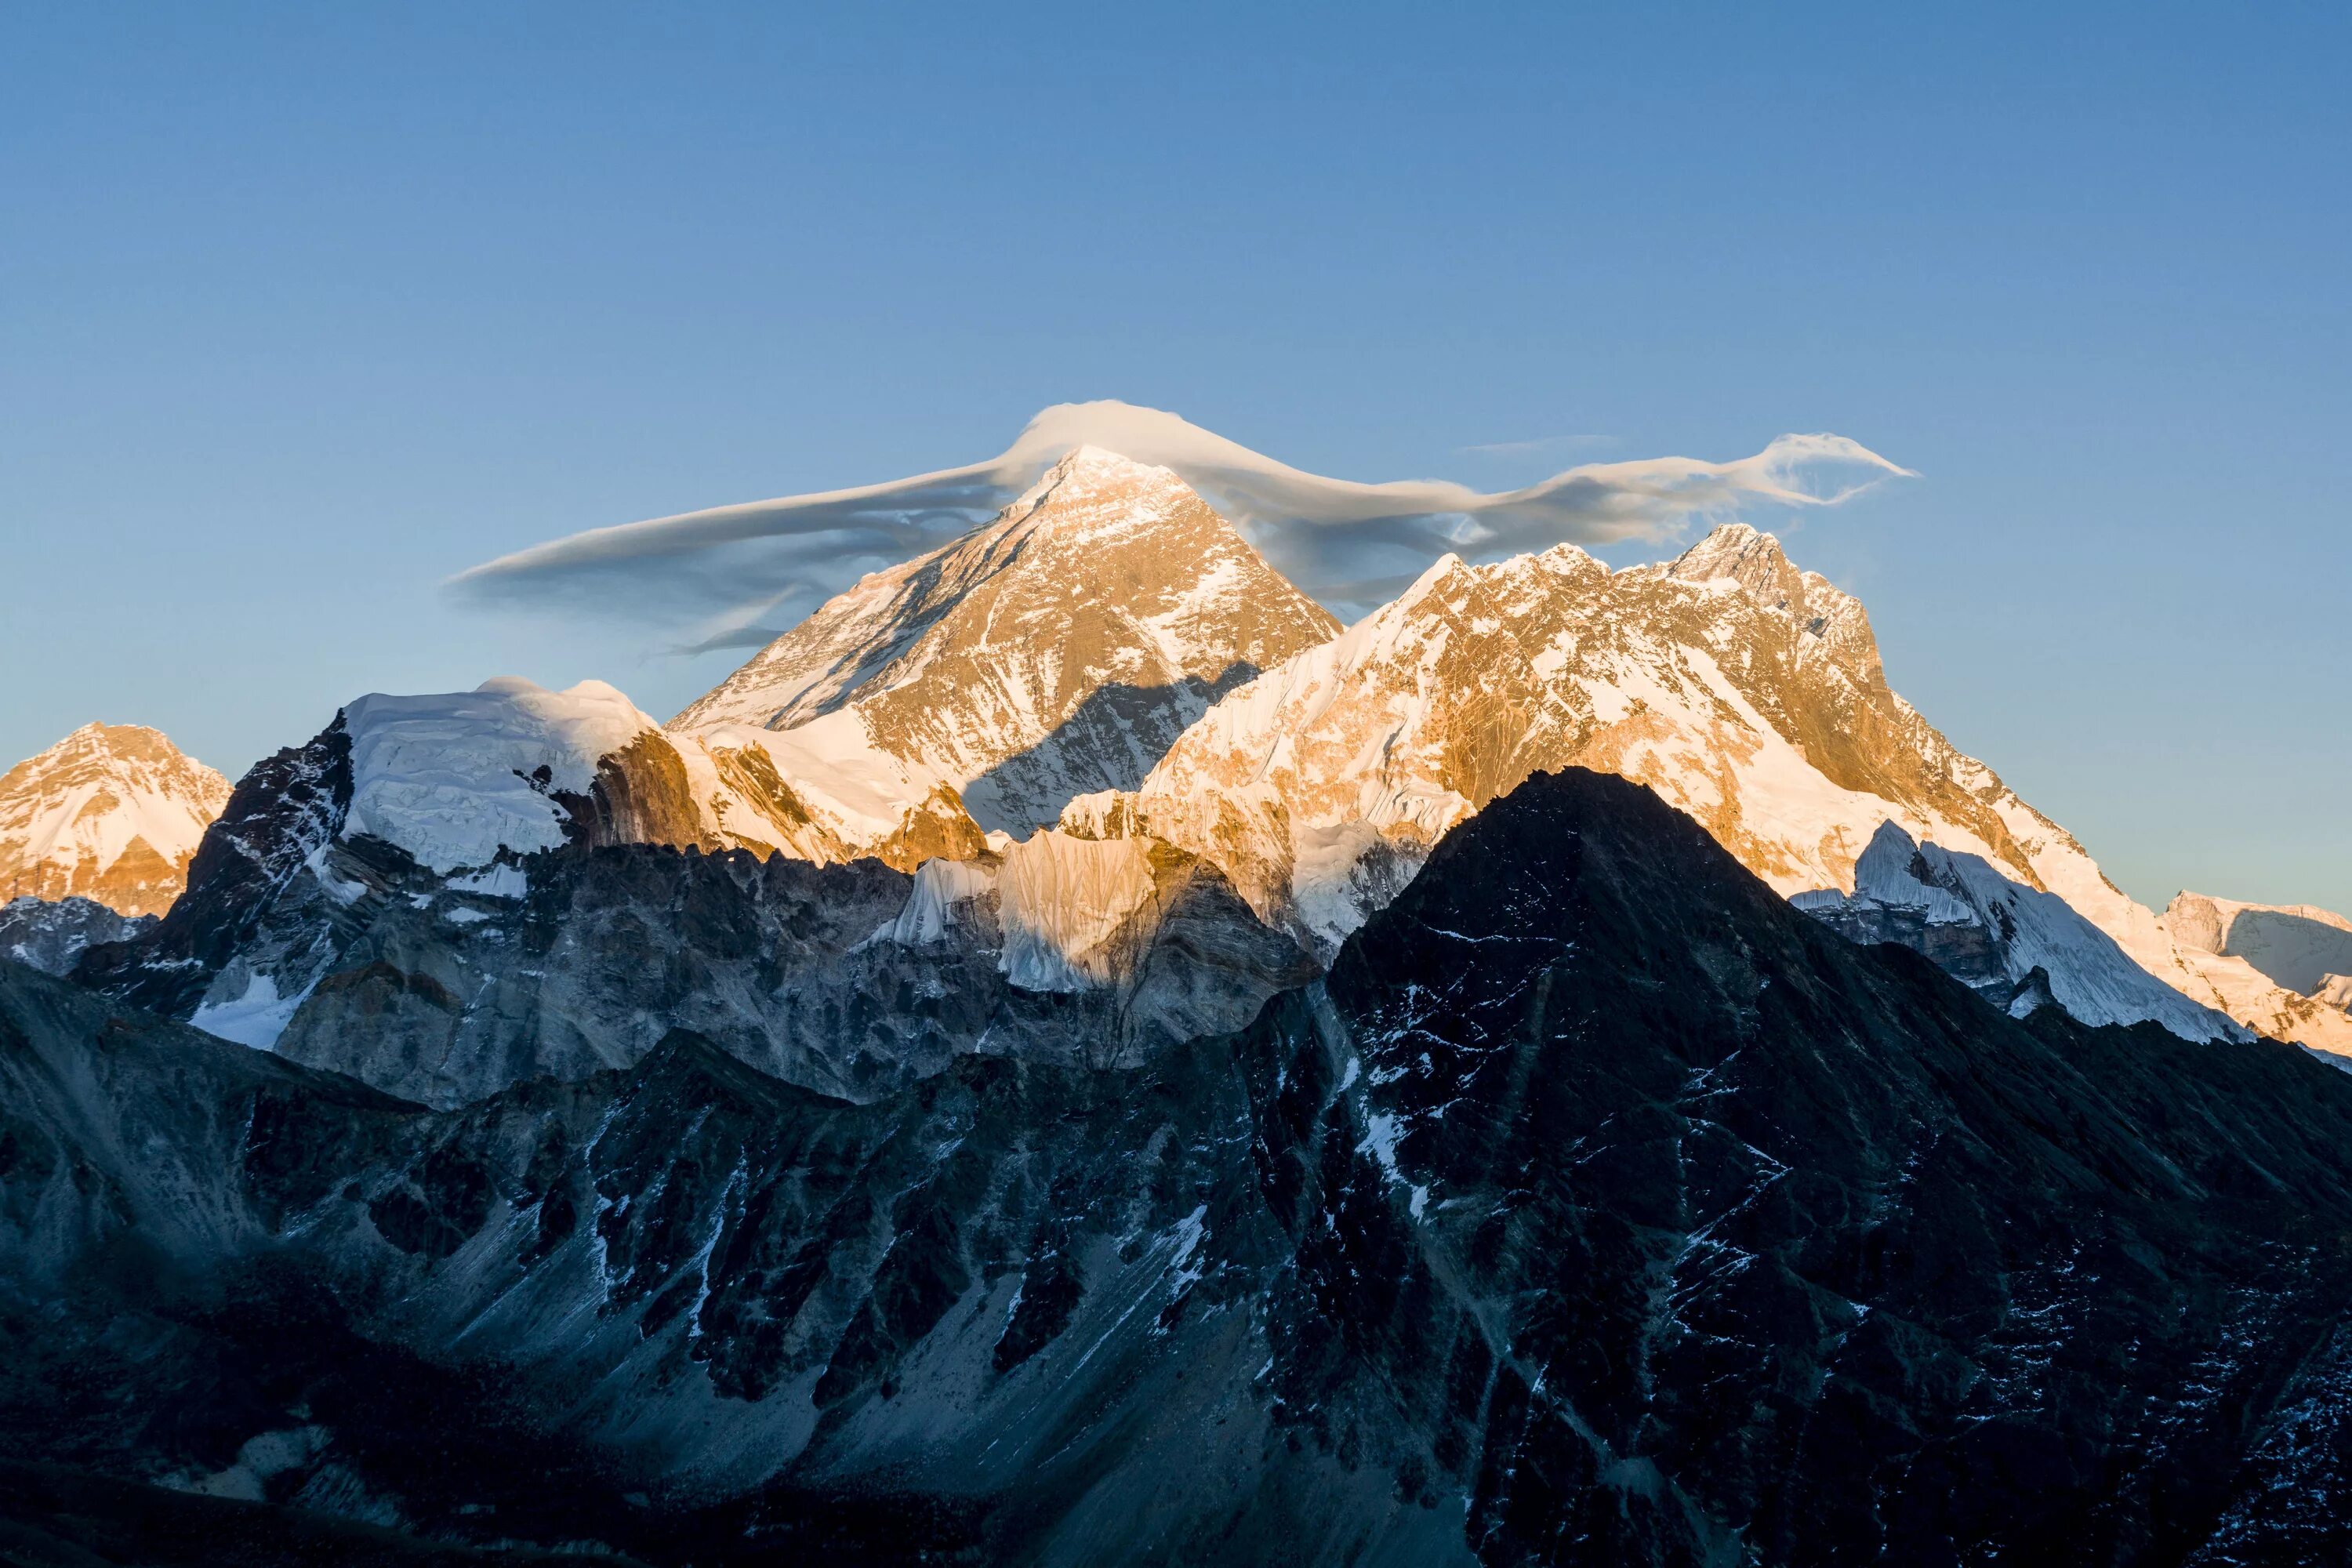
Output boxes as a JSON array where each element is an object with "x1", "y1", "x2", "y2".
[
  {"x1": 1058, "y1": 521, "x2": 2346, "y2": 1051},
  {"x1": 74, "y1": 704, "x2": 1308, "y2": 1109},
  {"x1": 16, "y1": 771, "x2": 2352, "y2": 1563},
  {"x1": 0, "y1": 895, "x2": 154, "y2": 976},
  {"x1": 1794, "y1": 819, "x2": 2244, "y2": 1042}
]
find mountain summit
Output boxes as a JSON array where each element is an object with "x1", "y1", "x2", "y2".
[
  {"x1": 1058, "y1": 523, "x2": 2332, "y2": 1048},
  {"x1": 0, "y1": 722, "x2": 230, "y2": 916},
  {"x1": 670, "y1": 445, "x2": 1340, "y2": 846}
]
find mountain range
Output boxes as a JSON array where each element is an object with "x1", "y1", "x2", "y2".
[
  {"x1": 6, "y1": 440, "x2": 2352, "y2": 1563},
  {"x1": 28, "y1": 449, "x2": 2342, "y2": 1054}
]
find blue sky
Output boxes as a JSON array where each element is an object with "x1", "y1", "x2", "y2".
[{"x1": 4, "y1": 3, "x2": 2346, "y2": 911}]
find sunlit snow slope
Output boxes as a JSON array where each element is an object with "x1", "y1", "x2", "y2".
[
  {"x1": 669, "y1": 446, "x2": 1340, "y2": 855},
  {"x1": 0, "y1": 723, "x2": 230, "y2": 915},
  {"x1": 1060, "y1": 521, "x2": 2341, "y2": 1051}
]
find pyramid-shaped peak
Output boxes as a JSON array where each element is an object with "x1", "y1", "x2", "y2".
[
  {"x1": 1664, "y1": 521, "x2": 1811, "y2": 611},
  {"x1": 1047, "y1": 443, "x2": 1182, "y2": 487},
  {"x1": 1668, "y1": 521, "x2": 1787, "y2": 576},
  {"x1": 30, "y1": 721, "x2": 191, "y2": 768},
  {"x1": 999, "y1": 444, "x2": 1196, "y2": 530}
]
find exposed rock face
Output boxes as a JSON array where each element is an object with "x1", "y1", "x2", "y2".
[
  {"x1": 1062, "y1": 530, "x2": 2108, "y2": 951},
  {"x1": 255, "y1": 834, "x2": 1307, "y2": 1111},
  {"x1": 78, "y1": 716, "x2": 357, "y2": 1025},
  {"x1": 76, "y1": 706, "x2": 1311, "y2": 1106},
  {"x1": 1065, "y1": 528, "x2": 2045, "y2": 926},
  {"x1": 0, "y1": 895, "x2": 153, "y2": 975},
  {"x1": 14, "y1": 771, "x2": 2352, "y2": 1563},
  {"x1": 0, "y1": 722, "x2": 231, "y2": 916},
  {"x1": 671, "y1": 445, "x2": 1341, "y2": 849}
]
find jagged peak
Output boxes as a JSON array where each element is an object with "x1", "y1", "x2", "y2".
[
  {"x1": 1395, "y1": 551, "x2": 1473, "y2": 606},
  {"x1": 1666, "y1": 521, "x2": 1791, "y2": 583}
]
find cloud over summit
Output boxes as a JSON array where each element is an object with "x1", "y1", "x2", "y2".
[{"x1": 453, "y1": 400, "x2": 1914, "y2": 644}]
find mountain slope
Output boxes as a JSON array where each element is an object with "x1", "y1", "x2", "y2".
[
  {"x1": 16, "y1": 771, "x2": 2352, "y2": 1563},
  {"x1": 2168, "y1": 891, "x2": 2352, "y2": 1000},
  {"x1": 0, "y1": 723, "x2": 230, "y2": 915},
  {"x1": 1062, "y1": 524, "x2": 2339, "y2": 1048},
  {"x1": 670, "y1": 445, "x2": 1341, "y2": 849},
  {"x1": 1795, "y1": 820, "x2": 2243, "y2": 1041},
  {"x1": 0, "y1": 895, "x2": 153, "y2": 976},
  {"x1": 250, "y1": 830, "x2": 1304, "y2": 1112},
  {"x1": 76, "y1": 693, "x2": 1308, "y2": 1094},
  {"x1": 2162, "y1": 891, "x2": 2352, "y2": 1046}
]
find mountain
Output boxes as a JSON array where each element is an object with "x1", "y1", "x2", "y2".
[
  {"x1": 2164, "y1": 891, "x2": 2352, "y2": 1039},
  {"x1": 1794, "y1": 820, "x2": 2245, "y2": 1041},
  {"x1": 72, "y1": 498, "x2": 2328, "y2": 1060},
  {"x1": 669, "y1": 445, "x2": 1341, "y2": 854},
  {"x1": 0, "y1": 895, "x2": 153, "y2": 976},
  {"x1": 0, "y1": 722, "x2": 230, "y2": 916},
  {"x1": 2167, "y1": 891, "x2": 2352, "y2": 999},
  {"x1": 74, "y1": 677, "x2": 691, "y2": 1047},
  {"x1": 1061, "y1": 524, "x2": 2338, "y2": 1049},
  {"x1": 75, "y1": 678, "x2": 1307, "y2": 1100},
  {"x1": 16, "y1": 770, "x2": 2352, "y2": 1563}
]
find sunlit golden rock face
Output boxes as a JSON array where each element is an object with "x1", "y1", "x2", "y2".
[
  {"x1": 1045, "y1": 521, "x2": 2352, "y2": 1053},
  {"x1": 668, "y1": 445, "x2": 1342, "y2": 852},
  {"x1": 0, "y1": 723, "x2": 232, "y2": 916},
  {"x1": 1060, "y1": 525, "x2": 2064, "y2": 942}
]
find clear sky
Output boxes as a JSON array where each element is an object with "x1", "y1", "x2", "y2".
[{"x1": 4, "y1": 3, "x2": 2347, "y2": 913}]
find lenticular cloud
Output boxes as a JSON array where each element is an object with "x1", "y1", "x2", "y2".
[{"x1": 452, "y1": 400, "x2": 1914, "y2": 641}]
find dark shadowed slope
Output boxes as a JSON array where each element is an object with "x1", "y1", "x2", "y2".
[{"x1": 11, "y1": 771, "x2": 2352, "y2": 1563}]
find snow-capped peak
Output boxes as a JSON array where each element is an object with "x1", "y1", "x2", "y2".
[
  {"x1": 1053, "y1": 525, "x2": 2352, "y2": 1053},
  {"x1": 668, "y1": 448, "x2": 1342, "y2": 845},
  {"x1": 341, "y1": 678, "x2": 660, "y2": 873},
  {"x1": 1661, "y1": 522, "x2": 1813, "y2": 609},
  {"x1": 0, "y1": 722, "x2": 232, "y2": 916}
]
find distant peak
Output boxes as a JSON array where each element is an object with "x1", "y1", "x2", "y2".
[
  {"x1": 1001, "y1": 444, "x2": 1189, "y2": 523},
  {"x1": 42, "y1": 721, "x2": 179, "y2": 760}
]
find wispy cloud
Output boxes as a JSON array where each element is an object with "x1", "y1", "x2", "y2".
[
  {"x1": 1454, "y1": 433, "x2": 1622, "y2": 457},
  {"x1": 452, "y1": 400, "x2": 1915, "y2": 641}
]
